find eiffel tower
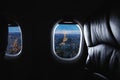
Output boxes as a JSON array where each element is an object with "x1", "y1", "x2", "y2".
[{"x1": 59, "y1": 31, "x2": 68, "y2": 46}]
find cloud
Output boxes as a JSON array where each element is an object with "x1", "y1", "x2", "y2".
[
  {"x1": 55, "y1": 30, "x2": 80, "y2": 34},
  {"x1": 9, "y1": 27, "x2": 20, "y2": 33}
]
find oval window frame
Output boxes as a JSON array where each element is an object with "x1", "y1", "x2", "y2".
[
  {"x1": 51, "y1": 19, "x2": 84, "y2": 63},
  {"x1": 5, "y1": 20, "x2": 23, "y2": 59}
]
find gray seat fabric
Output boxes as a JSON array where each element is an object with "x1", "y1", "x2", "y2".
[{"x1": 84, "y1": 8, "x2": 120, "y2": 80}]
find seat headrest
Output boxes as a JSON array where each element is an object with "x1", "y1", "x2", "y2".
[{"x1": 84, "y1": 15, "x2": 120, "y2": 48}]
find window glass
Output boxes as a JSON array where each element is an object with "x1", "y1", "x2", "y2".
[
  {"x1": 5, "y1": 23, "x2": 22, "y2": 58},
  {"x1": 52, "y1": 20, "x2": 83, "y2": 62}
]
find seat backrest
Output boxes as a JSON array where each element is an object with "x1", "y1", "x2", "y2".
[{"x1": 84, "y1": 7, "x2": 120, "y2": 80}]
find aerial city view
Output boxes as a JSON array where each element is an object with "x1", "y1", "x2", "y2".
[
  {"x1": 54, "y1": 24, "x2": 81, "y2": 58},
  {"x1": 6, "y1": 26, "x2": 22, "y2": 55}
]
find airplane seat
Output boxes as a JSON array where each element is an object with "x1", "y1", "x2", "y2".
[{"x1": 83, "y1": 6, "x2": 120, "y2": 80}]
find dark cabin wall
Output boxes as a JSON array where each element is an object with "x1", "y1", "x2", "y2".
[{"x1": 0, "y1": 0, "x2": 112, "y2": 80}]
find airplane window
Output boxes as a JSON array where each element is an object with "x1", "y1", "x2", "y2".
[
  {"x1": 5, "y1": 22, "x2": 22, "y2": 59},
  {"x1": 51, "y1": 19, "x2": 84, "y2": 62}
]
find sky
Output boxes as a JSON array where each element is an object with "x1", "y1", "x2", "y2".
[
  {"x1": 55, "y1": 24, "x2": 81, "y2": 34},
  {"x1": 9, "y1": 26, "x2": 20, "y2": 33}
]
